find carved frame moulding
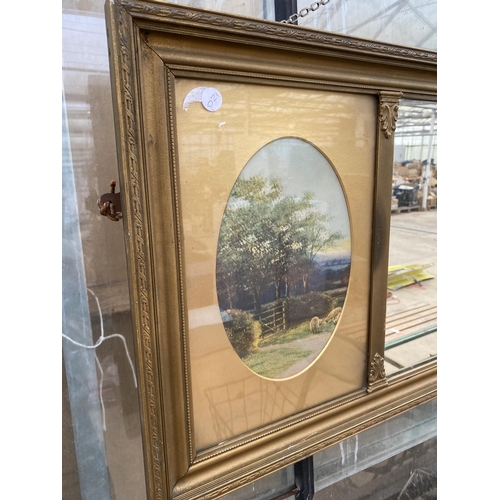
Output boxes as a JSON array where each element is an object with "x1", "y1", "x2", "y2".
[{"x1": 105, "y1": 1, "x2": 437, "y2": 499}]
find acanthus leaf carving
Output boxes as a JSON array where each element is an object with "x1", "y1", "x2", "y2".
[
  {"x1": 368, "y1": 352, "x2": 386, "y2": 384},
  {"x1": 378, "y1": 91, "x2": 403, "y2": 139}
]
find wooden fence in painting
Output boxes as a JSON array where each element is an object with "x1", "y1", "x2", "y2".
[{"x1": 255, "y1": 301, "x2": 286, "y2": 337}]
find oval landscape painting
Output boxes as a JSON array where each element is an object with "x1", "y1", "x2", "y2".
[{"x1": 216, "y1": 137, "x2": 351, "y2": 379}]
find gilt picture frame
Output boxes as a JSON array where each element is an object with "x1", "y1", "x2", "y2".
[{"x1": 104, "y1": 2, "x2": 437, "y2": 499}]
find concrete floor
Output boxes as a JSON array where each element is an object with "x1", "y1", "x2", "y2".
[
  {"x1": 387, "y1": 209, "x2": 437, "y2": 311},
  {"x1": 385, "y1": 209, "x2": 437, "y2": 375}
]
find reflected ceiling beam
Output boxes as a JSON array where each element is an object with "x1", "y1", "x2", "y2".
[
  {"x1": 373, "y1": 2, "x2": 405, "y2": 39},
  {"x1": 348, "y1": 0, "x2": 403, "y2": 33},
  {"x1": 395, "y1": 134, "x2": 437, "y2": 138},
  {"x1": 406, "y1": 1, "x2": 436, "y2": 31},
  {"x1": 417, "y1": 29, "x2": 436, "y2": 47},
  {"x1": 407, "y1": 0, "x2": 437, "y2": 47},
  {"x1": 400, "y1": 101, "x2": 437, "y2": 109},
  {"x1": 396, "y1": 126, "x2": 438, "y2": 131}
]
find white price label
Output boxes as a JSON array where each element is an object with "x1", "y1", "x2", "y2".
[{"x1": 201, "y1": 88, "x2": 222, "y2": 112}]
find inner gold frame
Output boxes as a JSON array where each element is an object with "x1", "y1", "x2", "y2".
[{"x1": 105, "y1": 2, "x2": 437, "y2": 499}]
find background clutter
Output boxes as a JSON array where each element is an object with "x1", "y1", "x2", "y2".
[{"x1": 392, "y1": 159, "x2": 437, "y2": 212}]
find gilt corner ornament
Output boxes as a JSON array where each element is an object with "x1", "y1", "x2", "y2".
[
  {"x1": 367, "y1": 352, "x2": 388, "y2": 392},
  {"x1": 378, "y1": 91, "x2": 403, "y2": 139}
]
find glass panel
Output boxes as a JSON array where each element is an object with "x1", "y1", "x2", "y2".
[
  {"x1": 169, "y1": 0, "x2": 276, "y2": 20},
  {"x1": 295, "y1": 0, "x2": 437, "y2": 51},
  {"x1": 315, "y1": 437, "x2": 436, "y2": 499},
  {"x1": 314, "y1": 399, "x2": 437, "y2": 493},
  {"x1": 385, "y1": 99, "x2": 437, "y2": 376},
  {"x1": 221, "y1": 465, "x2": 295, "y2": 500},
  {"x1": 62, "y1": 2, "x2": 147, "y2": 498},
  {"x1": 175, "y1": 78, "x2": 376, "y2": 451}
]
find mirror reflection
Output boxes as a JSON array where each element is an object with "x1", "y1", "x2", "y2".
[{"x1": 385, "y1": 100, "x2": 437, "y2": 376}]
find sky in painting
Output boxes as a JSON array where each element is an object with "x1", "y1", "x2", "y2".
[{"x1": 238, "y1": 137, "x2": 351, "y2": 243}]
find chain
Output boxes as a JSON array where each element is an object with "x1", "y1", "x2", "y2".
[{"x1": 280, "y1": 0, "x2": 331, "y2": 24}]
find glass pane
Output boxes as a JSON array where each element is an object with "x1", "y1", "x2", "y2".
[
  {"x1": 62, "y1": 2, "x2": 147, "y2": 498},
  {"x1": 316, "y1": 437, "x2": 436, "y2": 499},
  {"x1": 314, "y1": 399, "x2": 437, "y2": 493},
  {"x1": 385, "y1": 99, "x2": 437, "y2": 376},
  {"x1": 170, "y1": 0, "x2": 276, "y2": 20},
  {"x1": 220, "y1": 465, "x2": 295, "y2": 500},
  {"x1": 295, "y1": 0, "x2": 437, "y2": 51},
  {"x1": 176, "y1": 78, "x2": 376, "y2": 451}
]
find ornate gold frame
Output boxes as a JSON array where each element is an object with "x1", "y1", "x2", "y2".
[{"x1": 105, "y1": 2, "x2": 437, "y2": 498}]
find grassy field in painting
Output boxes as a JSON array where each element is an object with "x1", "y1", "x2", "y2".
[
  {"x1": 244, "y1": 346, "x2": 314, "y2": 379},
  {"x1": 243, "y1": 319, "x2": 333, "y2": 378},
  {"x1": 258, "y1": 319, "x2": 331, "y2": 348}
]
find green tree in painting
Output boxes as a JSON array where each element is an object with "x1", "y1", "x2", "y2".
[
  {"x1": 217, "y1": 176, "x2": 342, "y2": 312},
  {"x1": 217, "y1": 176, "x2": 280, "y2": 312},
  {"x1": 297, "y1": 208, "x2": 342, "y2": 293}
]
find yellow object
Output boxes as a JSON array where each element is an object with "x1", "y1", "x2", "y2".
[{"x1": 387, "y1": 263, "x2": 434, "y2": 290}]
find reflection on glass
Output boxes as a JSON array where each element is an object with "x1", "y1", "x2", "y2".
[
  {"x1": 314, "y1": 399, "x2": 436, "y2": 493},
  {"x1": 220, "y1": 465, "x2": 295, "y2": 500},
  {"x1": 62, "y1": 4, "x2": 147, "y2": 499},
  {"x1": 295, "y1": 0, "x2": 437, "y2": 51},
  {"x1": 173, "y1": 0, "x2": 276, "y2": 20},
  {"x1": 216, "y1": 138, "x2": 351, "y2": 379},
  {"x1": 176, "y1": 79, "x2": 375, "y2": 450},
  {"x1": 384, "y1": 100, "x2": 437, "y2": 376}
]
